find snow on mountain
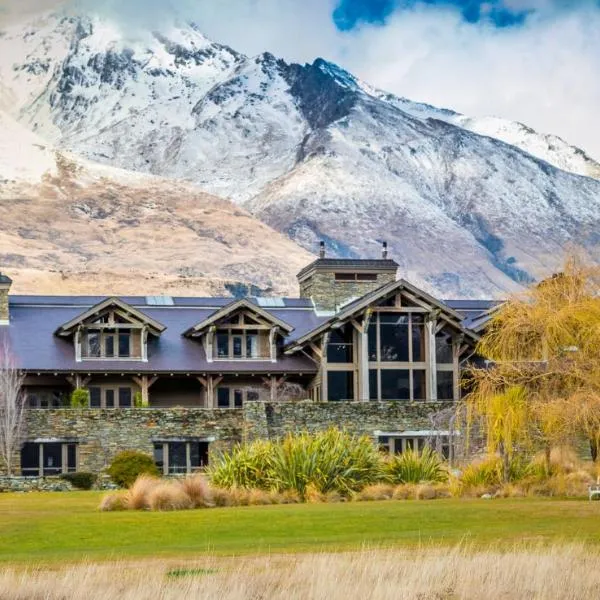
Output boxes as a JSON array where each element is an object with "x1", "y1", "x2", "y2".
[{"x1": 1, "y1": 9, "x2": 599, "y2": 298}]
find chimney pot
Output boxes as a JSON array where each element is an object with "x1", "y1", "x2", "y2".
[
  {"x1": 382, "y1": 241, "x2": 388, "y2": 259},
  {"x1": 319, "y1": 241, "x2": 326, "y2": 259}
]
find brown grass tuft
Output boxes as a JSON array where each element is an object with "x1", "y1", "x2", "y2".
[
  {"x1": 355, "y1": 484, "x2": 395, "y2": 502},
  {"x1": 180, "y1": 474, "x2": 213, "y2": 508},
  {"x1": 124, "y1": 475, "x2": 161, "y2": 510},
  {"x1": 98, "y1": 493, "x2": 127, "y2": 512},
  {"x1": 147, "y1": 482, "x2": 193, "y2": 511}
]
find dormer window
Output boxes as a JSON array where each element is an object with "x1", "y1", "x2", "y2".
[
  {"x1": 54, "y1": 297, "x2": 166, "y2": 363},
  {"x1": 183, "y1": 298, "x2": 294, "y2": 364}
]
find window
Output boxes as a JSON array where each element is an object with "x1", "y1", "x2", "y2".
[
  {"x1": 334, "y1": 273, "x2": 377, "y2": 281},
  {"x1": 327, "y1": 371, "x2": 354, "y2": 402},
  {"x1": 214, "y1": 329, "x2": 263, "y2": 359},
  {"x1": 83, "y1": 328, "x2": 137, "y2": 359},
  {"x1": 377, "y1": 436, "x2": 431, "y2": 456},
  {"x1": 20, "y1": 442, "x2": 77, "y2": 477},
  {"x1": 153, "y1": 441, "x2": 210, "y2": 475},
  {"x1": 368, "y1": 312, "x2": 428, "y2": 401},
  {"x1": 88, "y1": 386, "x2": 133, "y2": 409},
  {"x1": 327, "y1": 325, "x2": 354, "y2": 363},
  {"x1": 437, "y1": 371, "x2": 455, "y2": 400},
  {"x1": 118, "y1": 332, "x2": 131, "y2": 357},
  {"x1": 436, "y1": 333, "x2": 454, "y2": 364},
  {"x1": 27, "y1": 390, "x2": 65, "y2": 409},
  {"x1": 216, "y1": 387, "x2": 253, "y2": 408}
]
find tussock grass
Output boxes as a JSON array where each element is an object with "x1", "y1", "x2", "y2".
[{"x1": 2, "y1": 545, "x2": 600, "y2": 599}]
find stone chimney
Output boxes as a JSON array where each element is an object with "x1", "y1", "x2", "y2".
[
  {"x1": 0, "y1": 273, "x2": 12, "y2": 325},
  {"x1": 297, "y1": 243, "x2": 398, "y2": 313}
]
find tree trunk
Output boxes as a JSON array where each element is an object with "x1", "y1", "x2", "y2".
[{"x1": 590, "y1": 438, "x2": 598, "y2": 462}]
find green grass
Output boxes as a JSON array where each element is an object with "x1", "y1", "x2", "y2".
[{"x1": 0, "y1": 492, "x2": 599, "y2": 564}]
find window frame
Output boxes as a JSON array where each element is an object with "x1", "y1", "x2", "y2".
[
  {"x1": 153, "y1": 440, "x2": 210, "y2": 475},
  {"x1": 20, "y1": 441, "x2": 78, "y2": 477},
  {"x1": 87, "y1": 385, "x2": 134, "y2": 409}
]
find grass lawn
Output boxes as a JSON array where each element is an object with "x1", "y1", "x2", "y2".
[{"x1": 0, "y1": 492, "x2": 599, "y2": 564}]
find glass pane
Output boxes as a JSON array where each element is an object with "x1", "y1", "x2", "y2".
[
  {"x1": 118, "y1": 333, "x2": 131, "y2": 357},
  {"x1": 67, "y1": 444, "x2": 77, "y2": 472},
  {"x1": 437, "y1": 371, "x2": 455, "y2": 400},
  {"x1": 168, "y1": 442, "x2": 187, "y2": 474},
  {"x1": 88, "y1": 332, "x2": 101, "y2": 357},
  {"x1": 104, "y1": 335, "x2": 115, "y2": 358},
  {"x1": 436, "y1": 333, "x2": 454, "y2": 364},
  {"x1": 247, "y1": 391, "x2": 260, "y2": 402},
  {"x1": 393, "y1": 438, "x2": 403, "y2": 454},
  {"x1": 411, "y1": 317, "x2": 425, "y2": 362},
  {"x1": 413, "y1": 370, "x2": 427, "y2": 400},
  {"x1": 21, "y1": 443, "x2": 40, "y2": 476},
  {"x1": 217, "y1": 388, "x2": 230, "y2": 408},
  {"x1": 246, "y1": 334, "x2": 259, "y2": 358},
  {"x1": 232, "y1": 336, "x2": 243, "y2": 358},
  {"x1": 216, "y1": 333, "x2": 229, "y2": 357},
  {"x1": 327, "y1": 371, "x2": 354, "y2": 402},
  {"x1": 105, "y1": 389, "x2": 115, "y2": 408},
  {"x1": 379, "y1": 314, "x2": 409, "y2": 362},
  {"x1": 327, "y1": 325, "x2": 353, "y2": 363},
  {"x1": 89, "y1": 387, "x2": 101, "y2": 408},
  {"x1": 119, "y1": 388, "x2": 132, "y2": 408},
  {"x1": 380, "y1": 370, "x2": 410, "y2": 400},
  {"x1": 153, "y1": 443, "x2": 164, "y2": 470},
  {"x1": 234, "y1": 390, "x2": 243, "y2": 408},
  {"x1": 405, "y1": 438, "x2": 414, "y2": 451},
  {"x1": 369, "y1": 369, "x2": 378, "y2": 400},
  {"x1": 43, "y1": 443, "x2": 62, "y2": 476},
  {"x1": 368, "y1": 323, "x2": 377, "y2": 361}
]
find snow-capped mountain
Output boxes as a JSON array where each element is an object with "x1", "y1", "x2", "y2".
[{"x1": 1, "y1": 8, "x2": 599, "y2": 298}]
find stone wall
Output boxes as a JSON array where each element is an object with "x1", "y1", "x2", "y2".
[
  {"x1": 300, "y1": 271, "x2": 396, "y2": 312},
  {"x1": 0, "y1": 476, "x2": 73, "y2": 492},
  {"x1": 243, "y1": 400, "x2": 455, "y2": 441},
  {"x1": 0, "y1": 286, "x2": 8, "y2": 323},
  {"x1": 24, "y1": 408, "x2": 245, "y2": 473}
]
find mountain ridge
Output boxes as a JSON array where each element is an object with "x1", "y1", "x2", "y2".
[{"x1": 1, "y1": 9, "x2": 599, "y2": 298}]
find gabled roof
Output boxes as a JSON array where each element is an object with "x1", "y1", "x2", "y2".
[
  {"x1": 55, "y1": 297, "x2": 167, "y2": 337},
  {"x1": 286, "y1": 279, "x2": 479, "y2": 352},
  {"x1": 183, "y1": 298, "x2": 294, "y2": 337}
]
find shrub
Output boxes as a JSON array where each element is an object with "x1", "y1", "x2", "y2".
[
  {"x1": 133, "y1": 392, "x2": 144, "y2": 408},
  {"x1": 355, "y1": 484, "x2": 395, "y2": 502},
  {"x1": 209, "y1": 429, "x2": 383, "y2": 499},
  {"x1": 208, "y1": 440, "x2": 276, "y2": 490},
  {"x1": 460, "y1": 456, "x2": 503, "y2": 488},
  {"x1": 148, "y1": 482, "x2": 193, "y2": 511},
  {"x1": 70, "y1": 388, "x2": 89, "y2": 408},
  {"x1": 106, "y1": 450, "x2": 160, "y2": 488},
  {"x1": 385, "y1": 447, "x2": 446, "y2": 484},
  {"x1": 60, "y1": 472, "x2": 96, "y2": 490}
]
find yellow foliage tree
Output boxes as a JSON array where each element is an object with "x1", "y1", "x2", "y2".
[{"x1": 464, "y1": 255, "x2": 600, "y2": 472}]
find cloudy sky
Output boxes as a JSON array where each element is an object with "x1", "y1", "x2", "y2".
[{"x1": 2, "y1": 0, "x2": 599, "y2": 158}]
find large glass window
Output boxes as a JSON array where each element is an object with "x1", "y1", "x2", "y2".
[
  {"x1": 379, "y1": 314, "x2": 409, "y2": 362},
  {"x1": 380, "y1": 370, "x2": 410, "y2": 400},
  {"x1": 87, "y1": 331, "x2": 101, "y2": 357},
  {"x1": 327, "y1": 371, "x2": 354, "y2": 402},
  {"x1": 411, "y1": 316, "x2": 425, "y2": 362},
  {"x1": 118, "y1": 332, "x2": 131, "y2": 358},
  {"x1": 437, "y1": 371, "x2": 455, "y2": 400},
  {"x1": 436, "y1": 333, "x2": 454, "y2": 364},
  {"x1": 20, "y1": 442, "x2": 77, "y2": 477},
  {"x1": 327, "y1": 325, "x2": 354, "y2": 363},
  {"x1": 217, "y1": 333, "x2": 229, "y2": 358},
  {"x1": 84, "y1": 328, "x2": 137, "y2": 359},
  {"x1": 88, "y1": 386, "x2": 133, "y2": 409},
  {"x1": 119, "y1": 387, "x2": 132, "y2": 408}
]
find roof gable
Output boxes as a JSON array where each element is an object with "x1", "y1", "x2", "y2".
[
  {"x1": 287, "y1": 279, "x2": 479, "y2": 351},
  {"x1": 55, "y1": 297, "x2": 167, "y2": 337},
  {"x1": 183, "y1": 299, "x2": 294, "y2": 337}
]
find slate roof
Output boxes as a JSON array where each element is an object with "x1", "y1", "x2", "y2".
[{"x1": 2, "y1": 296, "x2": 325, "y2": 374}]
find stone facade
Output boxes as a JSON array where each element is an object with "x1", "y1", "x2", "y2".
[
  {"x1": 0, "y1": 280, "x2": 9, "y2": 323},
  {"x1": 243, "y1": 401, "x2": 455, "y2": 441},
  {"x1": 300, "y1": 271, "x2": 397, "y2": 312},
  {"x1": 22, "y1": 408, "x2": 245, "y2": 473}
]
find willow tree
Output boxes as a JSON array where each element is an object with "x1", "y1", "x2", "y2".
[{"x1": 464, "y1": 256, "x2": 600, "y2": 472}]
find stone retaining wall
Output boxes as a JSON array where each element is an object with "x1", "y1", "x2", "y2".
[{"x1": 24, "y1": 408, "x2": 245, "y2": 473}]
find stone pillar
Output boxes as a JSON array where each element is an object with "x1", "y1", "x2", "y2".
[{"x1": 0, "y1": 274, "x2": 12, "y2": 325}]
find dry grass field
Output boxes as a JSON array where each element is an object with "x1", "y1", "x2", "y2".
[{"x1": 1, "y1": 545, "x2": 599, "y2": 600}]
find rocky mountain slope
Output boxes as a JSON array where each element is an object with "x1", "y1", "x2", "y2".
[
  {"x1": 0, "y1": 110, "x2": 312, "y2": 296},
  {"x1": 1, "y1": 8, "x2": 599, "y2": 298}
]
